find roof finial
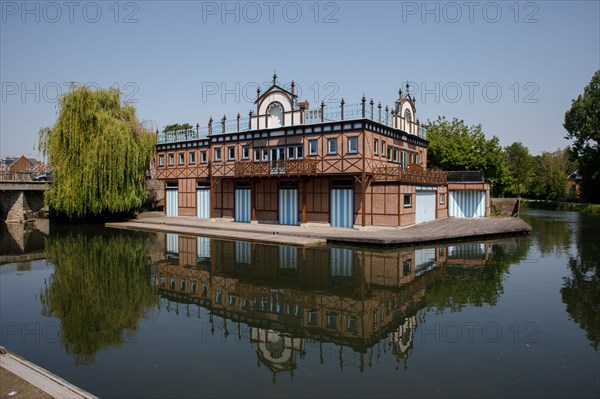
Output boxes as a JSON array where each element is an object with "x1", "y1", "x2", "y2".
[
  {"x1": 273, "y1": 71, "x2": 277, "y2": 86},
  {"x1": 405, "y1": 82, "x2": 410, "y2": 94}
]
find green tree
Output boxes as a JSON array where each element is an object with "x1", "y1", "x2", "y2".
[
  {"x1": 529, "y1": 149, "x2": 570, "y2": 200},
  {"x1": 504, "y1": 142, "x2": 534, "y2": 196},
  {"x1": 40, "y1": 229, "x2": 157, "y2": 365},
  {"x1": 38, "y1": 86, "x2": 155, "y2": 218},
  {"x1": 427, "y1": 117, "x2": 511, "y2": 196},
  {"x1": 164, "y1": 123, "x2": 193, "y2": 132},
  {"x1": 564, "y1": 70, "x2": 600, "y2": 203}
]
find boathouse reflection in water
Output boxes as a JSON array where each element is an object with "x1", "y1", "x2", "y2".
[{"x1": 156, "y1": 233, "x2": 505, "y2": 375}]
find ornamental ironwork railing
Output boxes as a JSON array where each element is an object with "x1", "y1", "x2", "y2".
[
  {"x1": 157, "y1": 98, "x2": 427, "y2": 144},
  {"x1": 234, "y1": 159, "x2": 318, "y2": 178},
  {"x1": 373, "y1": 164, "x2": 447, "y2": 184}
]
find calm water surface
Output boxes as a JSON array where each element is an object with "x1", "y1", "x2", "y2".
[{"x1": 1, "y1": 210, "x2": 598, "y2": 398}]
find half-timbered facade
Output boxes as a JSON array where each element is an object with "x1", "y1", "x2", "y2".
[{"x1": 156, "y1": 74, "x2": 489, "y2": 227}]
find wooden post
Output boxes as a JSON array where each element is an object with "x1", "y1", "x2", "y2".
[
  {"x1": 251, "y1": 179, "x2": 257, "y2": 221},
  {"x1": 361, "y1": 130, "x2": 367, "y2": 227},
  {"x1": 301, "y1": 177, "x2": 307, "y2": 224},
  {"x1": 220, "y1": 178, "x2": 224, "y2": 218}
]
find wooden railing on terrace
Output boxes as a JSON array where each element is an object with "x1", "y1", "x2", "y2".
[
  {"x1": 234, "y1": 159, "x2": 318, "y2": 178},
  {"x1": 373, "y1": 164, "x2": 447, "y2": 184}
]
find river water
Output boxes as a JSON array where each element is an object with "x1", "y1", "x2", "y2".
[{"x1": 0, "y1": 210, "x2": 598, "y2": 398}]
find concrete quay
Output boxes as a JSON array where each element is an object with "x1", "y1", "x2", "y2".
[
  {"x1": 0, "y1": 348, "x2": 97, "y2": 399},
  {"x1": 107, "y1": 213, "x2": 531, "y2": 247}
]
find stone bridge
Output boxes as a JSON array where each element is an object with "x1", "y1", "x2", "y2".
[{"x1": 0, "y1": 181, "x2": 48, "y2": 222}]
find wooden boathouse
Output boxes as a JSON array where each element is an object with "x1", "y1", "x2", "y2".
[{"x1": 155, "y1": 74, "x2": 490, "y2": 228}]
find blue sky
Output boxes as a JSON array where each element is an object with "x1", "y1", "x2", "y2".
[{"x1": 1, "y1": 0, "x2": 598, "y2": 159}]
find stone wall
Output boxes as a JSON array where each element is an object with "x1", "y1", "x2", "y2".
[
  {"x1": 144, "y1": 178, "x2": 164, "y2": 210},
  {"x1": 0, "y1": 190, "x2": 45, "y2": 222},
  {"x1": 491, "y1": 198, "x2": 520, "y2": 216}
]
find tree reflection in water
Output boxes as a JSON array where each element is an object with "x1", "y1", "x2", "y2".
[
  {"x1": 40, "y1": 229, "x2": 158, "y2": 365},
  {"x1": 561, "y1": 213, "x2": 600, "y2": 350}
]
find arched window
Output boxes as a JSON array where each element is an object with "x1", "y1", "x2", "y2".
[
  {"x1": 267, "y1": 102, "x2": 284, "y2": 127},
  {"x1": 404, "y1": 109, "x2": 412, "y2": 124}
]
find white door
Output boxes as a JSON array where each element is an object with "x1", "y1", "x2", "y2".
[
  {"x1": 196, "y1": 188, "x2": 210, "y2": 219},
  {"x1": 166, "y1": 188, "x2": 178, "y2": 217},
  {"x1": 416, "y1": 191, "x2": 436, "y2": 224}
]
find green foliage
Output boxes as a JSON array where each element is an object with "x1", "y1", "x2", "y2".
[
  {"x1": 521, "y1": 199, "x2": 600, "y2": 214},
  {"x1": 426, "y1": 117, "x2": 511, "y2": 197},
  {"x1": 529, "y1": 149, "x2": 571, "y2": 200},
  {"x1": 38, "y1": 86, "x2": 155, "y2": 218},
  {"x1": 564, "y1": 70, "x2": 600, "y2": 203},
  {"x1": 425, "y1": 240, "x2": 532, "y2": 312},
  {"x1": 164, "y1": 123, "x2": 193, "y2": 132},
  {"x1": 40, "y1": 229, "x2": 157, "y2": 365},
  {"x1": 504, "y1": 142, "x2": 534, "y2": 196}
]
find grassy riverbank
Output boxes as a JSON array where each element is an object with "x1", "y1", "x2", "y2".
[{"x1": 521, "y1": 199, "x2": 600, "y2": 214}]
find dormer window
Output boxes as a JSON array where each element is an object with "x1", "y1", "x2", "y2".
[{"x1": 267, "y1": 102, "x2": 283, "y2": 127}]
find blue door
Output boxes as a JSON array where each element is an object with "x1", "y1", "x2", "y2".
[
  {"x1": 330, "y1": 188, "x2": 354, "y2": 228},
  {"x1": 278, "y1": 189, "x2": 298, "y2": 225},
  {"x1": 166, "y1": 188, "x2": 178, "y2": 217},
  {"x1": 235, "y1": 189, "x2": 251, "y2": 222},
  {"x1": 329, "y1": 248, "x2": 354, "y2": 276}
]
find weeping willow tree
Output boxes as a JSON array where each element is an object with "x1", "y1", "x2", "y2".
[
  {"x1": 39, "y1": 86, "x2": 155, "y2": 218},
  {"x1": 40, "y1": 229, "x2": 158, "y2": 365}
]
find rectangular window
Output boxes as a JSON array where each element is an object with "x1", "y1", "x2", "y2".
[
  {"x1": 403, "y1": 260, "x2": 412, "y2": 276},
  {"x1": 287, "y1": 146, "x2": 295, "y2": 160},
  {"x1": 381, "y1": 140, "x2": 386, "y2": 155},
  {"x1": 242, "y1": 146, "x2": 250, "y2": 160},
  {"x1": 374, "y1": 139, "x2": 379, "y2": 155},
  {"x1": 261, "y1": 148, "x2": 269, "y2": 161},
  {"x1": 201, "y1": 151, "x2": 207, "y2": 163},
  {"x1": 308, "y1": 309, "x2": 318, "y2": 325},
  {"x1": 228, "y1": 147, "x2": 235, "y2": 160},
  {"x1": 309, "y1": 140, "x2": 318, "y2": 156},
  {"x1": 158, "y1": 154, "x2": 165, "y2": 167},
  {"x1": 401, "y1": 150, "x2": 407, "y2": 169},
  {"x1": 387, "y1": 147, "x2": 392, "y2": 161},
  {"x1": 296, "y1": 145, "x2": 303, "y2": 159},
  {"x1": 168, "y1": 153, "x2": 174, "y2": 166},
  {"x1": 439, "y1": 193, "x2": 446, "y2": 205},
  {"x1": 348, "y1": 137, "x2": 358, "y2": 154},
  {"x1": 179, "y1": 152, "x2": 185, "y2": 165},
  {"x1": 327, "y1": 313, "x2": 337, "y2": 330},
  {"x1": 189, "y1": 151, "x2": 196, "y2": 164},
  {"x1": 347, "y1": 316, "x2": 357, "y2": 333},
  {"x1": 254, "y1": 148, "x2": 260, "y2": 162},
  {"x1": 327, "y1": 138, "x2": 337, "y2": 154},
  {"x1": 214, "y1": 148, "x2": 221, "y2": 161},
  {"x1": 393, "y1": 148, "x2": 399, "y2": 163},
  {"x1": 404, "y1": 194, "x2": 412, "y2": 207}
]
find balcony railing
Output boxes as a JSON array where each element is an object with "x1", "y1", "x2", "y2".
[
  {"x1": 157, "y1": 97, "x2": 427, "y2": 144},
  {"x1": 234, "y1": 159, "x2": 318, "y2": 178},
  {"x1": 373, "y1": 164, "x2": 447, "y2": 185}
]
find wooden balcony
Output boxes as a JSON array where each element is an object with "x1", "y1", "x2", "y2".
[
  {"x1": 372, "y1": 164, "x2": 447, "y2": 185},
  {"x1": 234, "y1": 159, "x2": 318, "y2": 178}
]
